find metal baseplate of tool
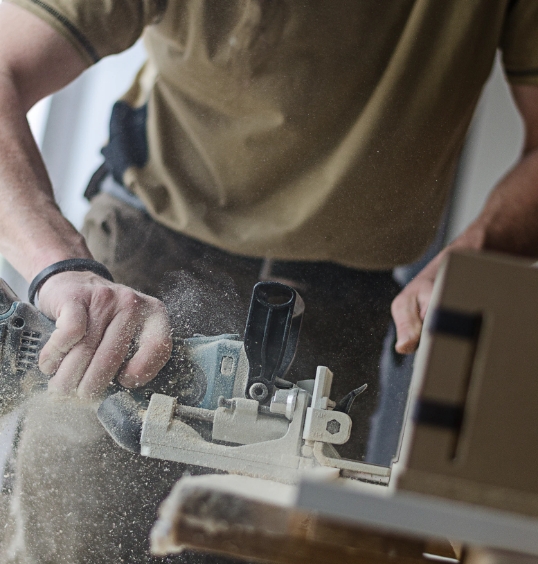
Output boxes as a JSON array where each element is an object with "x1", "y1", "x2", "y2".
[
  {"x1": 0, "y1": 277, "x2": 390, "y2": 486},
  {"x1": 101, "y1": 364, "x2": 389, "y2": 485}
]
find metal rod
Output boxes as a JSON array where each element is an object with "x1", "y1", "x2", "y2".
[{"x1": 174, "y1": 404, "x2": 215, "y2": 422}]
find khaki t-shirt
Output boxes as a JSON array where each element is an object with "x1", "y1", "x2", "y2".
[{"x1": 9, "y1": 0, "x2": 538, "y2": 269}]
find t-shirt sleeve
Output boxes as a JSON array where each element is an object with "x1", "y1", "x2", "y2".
[
  {"x1": 500, "y1": 0, "x2": 538, "y2": 86},
  {"x1": 5, "y1": 0, "x2": 167, "y2": 66}
]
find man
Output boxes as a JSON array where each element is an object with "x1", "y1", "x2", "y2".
[{"x1": 0, "y1": 1, "x2": 537, "y2": 562}]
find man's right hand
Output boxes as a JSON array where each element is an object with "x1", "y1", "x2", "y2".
[
  {"x1": 37, "y1": 271, "x2": 173, "y2": 399},
  {"x1": 0, "y1": 4, "x2": 173, "y2": 400}
]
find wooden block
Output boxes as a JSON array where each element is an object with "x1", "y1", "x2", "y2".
[{"x1": 151, "y1": 475, "x2": 457, "y2": 564}]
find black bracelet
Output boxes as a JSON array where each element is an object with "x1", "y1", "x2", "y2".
[{"x1": 28, "y1": 259, "x2": 114, "y2": 305}]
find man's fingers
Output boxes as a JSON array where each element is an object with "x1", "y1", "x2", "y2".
[
  {"x1": 47, "y1": 308, "x2": 114, "y2": 396},
  {"x1": 75, "y1": 313, "x2": 138, "y2": 398},
  {"x1": 39, "y1": 300, "x2": 88, "y2": 375},
  {"x1": 391, "y1": 271, "x2": 436, "y2": 354},
  {"x1": 37, "y1": 271, "x2": 172, "y2": 397},
  {"x1": 117, "y1": 309, "x2": 172, "y2": 389},
  {"x1": 47, "y1": 341, "x2": 96, "y2": 396},
  {"x1": 391, "y1": 291, "x2": 423, "y2": 354}
]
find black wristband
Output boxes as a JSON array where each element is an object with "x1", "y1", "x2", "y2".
[{"x1": 28, "y1": 259, "x2": 114, "y2": 305}]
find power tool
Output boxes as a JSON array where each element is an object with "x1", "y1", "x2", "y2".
[{"x1": 0, "y1": 278, "x2": 390, "y2": 485}]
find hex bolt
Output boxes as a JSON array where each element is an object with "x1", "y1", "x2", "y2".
[{"x1": 326, "y1": 419, "x2": 341, "y2": 435}]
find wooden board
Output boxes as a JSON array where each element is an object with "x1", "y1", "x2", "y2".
[{"x1": 151, "y1": 475, "x2": 457, "y2": 564}]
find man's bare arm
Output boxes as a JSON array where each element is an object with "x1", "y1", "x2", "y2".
[
  {"x1": 0, "y1": 3, "x2": 172, "y2": 397},
  {"x1": 392, "y1": 83, "x2": 538, "y2": 354},
  {"x1": 0, "y1": 2, "x2": 89, "y2": 275}
]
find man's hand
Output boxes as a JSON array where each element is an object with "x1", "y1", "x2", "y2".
[
  {"x1": 37, "y1": 271, "x2": 173, "y2": 399},
  {"x1": 392, "y1": 82, "x2": 538, "y2": 354},
  {"x1": 391, "y1": 233, "x2": 482, "y2": 354},
  {"x1": 391, "y1": 256, "x2": 440, "y2": 355}
]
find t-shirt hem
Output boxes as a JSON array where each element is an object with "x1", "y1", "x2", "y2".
[
  {"x1": 143, "y1": 212, "x2": 429, "y2": 271},
  {"x1": 504, "y1": 67, "x2": 538, "y2": 87}
]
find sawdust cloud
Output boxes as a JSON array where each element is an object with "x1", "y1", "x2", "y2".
[{"x1": 158, "y1": 269, "x2": 250, "y2": 339}]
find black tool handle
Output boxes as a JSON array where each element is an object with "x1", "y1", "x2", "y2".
[{"x1": 243, "y1": 282, "x2": 304, "y2": 403}]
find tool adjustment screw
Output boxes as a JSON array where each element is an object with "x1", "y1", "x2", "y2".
[{"x1": 249, "y1": 382, "x2": 269, "y2": 402}]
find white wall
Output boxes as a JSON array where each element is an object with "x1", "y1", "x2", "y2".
[{"x1": 448, "y1": 54, "x2": 524, "y2": 240}]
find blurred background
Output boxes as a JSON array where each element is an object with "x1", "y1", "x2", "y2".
[{"x1": 0, "y1": 34, "x2": 525, "y2": 297}]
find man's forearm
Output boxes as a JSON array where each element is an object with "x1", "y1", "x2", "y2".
[
  {"x1": 392, "y1": 82, "x2": 538, "y2": 354},
  {"x1": 473, "y1": 82, "x2": 538, "y2": 257},
  {"x1": 0, "y1": 79, "x2": 173, "y2": 397},
  {"x1": 0, "y1": 2, "x2": 92, "y2": 281},
  {"x1": 0, "y1": 71, "x2": 92, "y2": 281},
  {"x1": 473, "y1": 146, "x2": 538, "y2": 257}
]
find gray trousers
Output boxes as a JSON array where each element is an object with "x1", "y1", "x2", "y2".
[{"x1": 0, "y1": 193, "x2": 409, "y2": 563}]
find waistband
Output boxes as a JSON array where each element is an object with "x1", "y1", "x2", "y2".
[{"x1": 85, "y1": 166, "x2": 397, "y2": 292}]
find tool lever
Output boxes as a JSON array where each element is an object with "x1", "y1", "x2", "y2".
[
  {"x1": 333, "y1": 384, "x2": 368, "y2": 415},
  {"x1": 243, "y1": 282, "x2": 304, "y2": 403}
]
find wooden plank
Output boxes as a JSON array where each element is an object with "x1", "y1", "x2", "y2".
[{"x1": 151, "y1": 477, "x2": 457, "y2": 564}]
